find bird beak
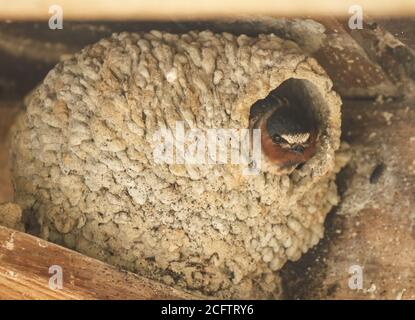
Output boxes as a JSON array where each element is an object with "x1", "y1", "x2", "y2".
[{"x1": 292, "y1": 145, "x2": 305, "y2": 154}]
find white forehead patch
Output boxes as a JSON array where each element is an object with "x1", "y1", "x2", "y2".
[{"x1": 281, "y1": 133, "x2": 310, "y2": 144}]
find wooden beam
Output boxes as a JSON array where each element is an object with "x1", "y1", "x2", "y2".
[
  {"x1": 0, "y1": 0, "x2": 415, "y2": 21},
  {"x1": 0, "y1": 225, "x2": 197, "y2": 299}
]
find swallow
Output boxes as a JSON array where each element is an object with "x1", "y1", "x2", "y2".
[{"x1": 250, "y1": 93, "x2": 318, "y2": 174}]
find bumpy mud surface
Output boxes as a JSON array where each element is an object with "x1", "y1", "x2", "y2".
[{"x1": 10, "y1": 31, "x2": 343, "y2": 298}]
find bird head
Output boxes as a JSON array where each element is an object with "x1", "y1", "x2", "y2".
[{"x1": 251, "y1": 95, "x2": 318, "y2": 173}]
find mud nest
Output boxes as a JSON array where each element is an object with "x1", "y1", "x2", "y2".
[{"x1": 10, "y1": 30, "x2": 343, "y2": 298}]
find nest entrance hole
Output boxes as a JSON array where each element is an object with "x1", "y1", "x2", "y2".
[
  {"x1": 249, "y1": 78, "x2": 322, "y2": 130},
  {"x1": 248, "y1": 78, "x2": 329, "y2": 175}
]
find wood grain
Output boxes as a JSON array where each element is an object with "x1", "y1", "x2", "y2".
[
  {"x1": 0, "y1": 0, "x2": 415, "y2": 20},
  {"x1": 0, "y1": 225, "x2": 197, "y2": 300}
]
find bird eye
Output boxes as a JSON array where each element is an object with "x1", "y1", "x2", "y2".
[{"x1": 271, "y1": 134, "x2": 285, "y2": 144}]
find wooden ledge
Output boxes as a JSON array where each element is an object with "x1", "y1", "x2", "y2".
[{"x1": 0, "y1": 225, "x2": 197, "y2": 300}]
